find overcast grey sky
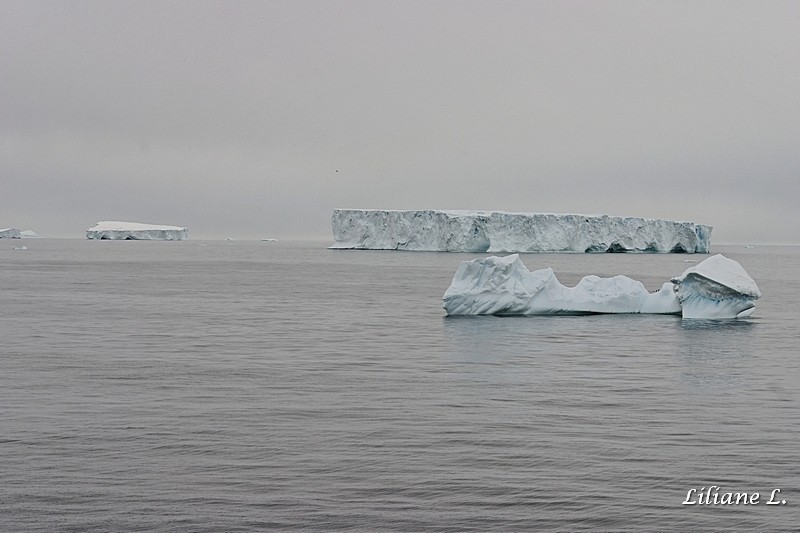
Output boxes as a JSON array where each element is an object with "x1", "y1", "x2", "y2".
[{"x1": 2, "y1": 0, "x2": 798, "y2": 242}]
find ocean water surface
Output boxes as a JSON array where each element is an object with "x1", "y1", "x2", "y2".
[{"x1": 1, "y1": 240, "x2": 798, "y2": 531}]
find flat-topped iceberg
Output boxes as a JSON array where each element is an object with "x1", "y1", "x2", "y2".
[
  {"x1": 86, "y1": 221, "x2": 188, "y2": 240},
  {"x1": 443, "y1": 254, "x2": 759, "y2": 319},
  {"x1": 331, "y1": 209, "x2": 711, "y2": 253}
]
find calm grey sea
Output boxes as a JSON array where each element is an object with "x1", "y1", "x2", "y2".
[{"x1": 1, "y1": 240, "x2": 798, "y2": 531}]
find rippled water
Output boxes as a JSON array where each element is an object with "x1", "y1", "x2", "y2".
[{"x1": 1, "y1": 240, "x2": 798, "y2": 531}]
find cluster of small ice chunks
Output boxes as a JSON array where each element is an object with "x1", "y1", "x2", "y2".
[
  {"x1": 443, "y1": 254, "x2": 760, "y2": 319},
  {"x1": 331, "y1": 209, "x2": 711, "y2": 253}
]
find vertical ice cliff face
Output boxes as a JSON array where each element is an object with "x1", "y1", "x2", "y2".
[
  {"x1": 331, "y1": 210, "x2": 712, "y2": 253},
  {"x1": 330, "y1": 210, "x2": 490, "y2": 252},
  {"x1": 86, "y1": 221, "x2": 188, "y2": 240},
  {"x1": 442, "y1": 253, "x2": 759, "y2": 319}
]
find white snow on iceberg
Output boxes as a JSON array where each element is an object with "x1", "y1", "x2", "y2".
[
  {"x1": 443, "y1": 254, "x2": 681, "y2": 316},
  {"x1": 671, "y1": 254, "x2": 761, "y2": 319},
  {"x1": 331, "y1": 209, "x2": 712, "y2": 253},
  {"x1": 86, "y1": 221, "x2": 188, "y2": 241},
  {"x1": 20, "y1": 230, "x2": 40, "y2": 238},
  {"x1": 0, "y1": 228, "x2": 22, "y2": 239},
  {"x1": 443, "y1": 254, "x2": 759, "y2": 319}
]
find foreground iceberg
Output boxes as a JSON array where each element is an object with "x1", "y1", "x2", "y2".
[
  {"x1": 443, "y1": 254, "x2": 681, "y2": 316},
  {"x1": 86, "y1": 221, "x2": 188, "y2": 240},
  {"x1": 0, "y1": 228, "x2": 22, "y2": 239},
  {"x1": 672, "y1": 254, "x2": 762, "y2": 319},
  {"x1": 331, "y1": 209, "x2": 712, "y2": 253},
  {"x1": 443, "y1": 254, "x2": 759, "y2": 319}
]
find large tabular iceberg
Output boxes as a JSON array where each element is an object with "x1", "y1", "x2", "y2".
[
  {"x1": 0, "y1": 228, "x2": 22, "y2": 239},
  {"x1": 443, "y1": 254, "x2": 759, "y2": 319},
  {"x1": 86, "y1": 221, "x2": 188, "y2": 240},
  {"x1": 331, "y1": 209, "x2": 712, "y2": 253}
]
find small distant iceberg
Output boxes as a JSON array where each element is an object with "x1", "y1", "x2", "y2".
[
  {"x1": 0, "y1": 228, "x2": 22, "y2": 239},
  {"x1": 86, "y1": 221, "x2": 188, "y2": 240},
  {"x1": 11, "y1": 245, "x2": 28, "y2": 250},
  {"x1": 261, "y1": 238, "x2": 278, "y2": 242},
  {"x1": 2, "y1": 228, "x2": 40, "y2": 239},
  {"x1": 443, "y1": 254, "x2": 760, "y2": 319}
]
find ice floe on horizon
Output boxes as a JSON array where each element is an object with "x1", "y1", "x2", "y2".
[
  {"x1": 86, "y1": 221, "x2": 188, "y2": 241},
  {"x1": 0, "y1": 228, "x2": 22, "y2": 239}
]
